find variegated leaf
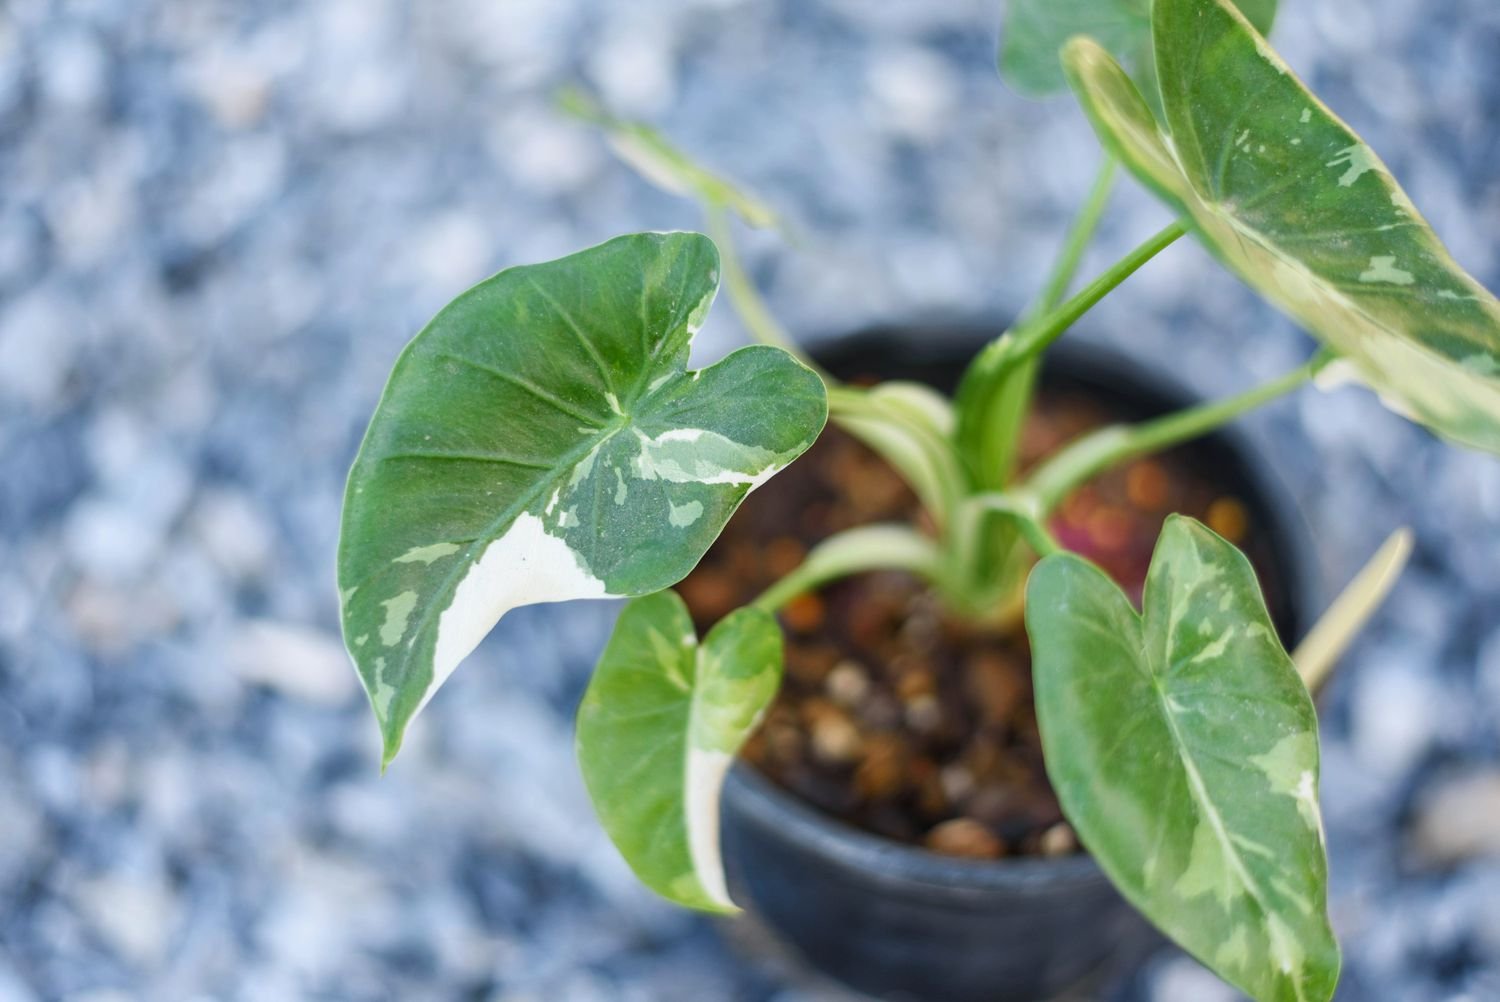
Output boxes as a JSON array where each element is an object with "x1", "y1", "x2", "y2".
[
  {"x1": 1000, "y1": 0, "x2": 1275, "y2": 98},
  {"x1": 1027, "y1": 516, "x2": 1338, "y2": 1002},
  {"x1": 577, "y1": 591, "x2": 782, "y2": 912},
  {"x1": 338, "y1": 233, "x2": 825, "y2": 764},
  {"x1": 1063, "y1": 0, "x2": 1500, "y2": 454}
]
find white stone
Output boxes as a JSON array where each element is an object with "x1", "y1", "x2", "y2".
[
  {"x1": 189, "y1": 489, "x2": 274, "y2": 581},
  {"x1": 73, "y1": 873, "x2": 179, "y2": 968},
  {"x1": 866, "y1": 45, "x2": 959, "y2": 142},
  {"x1": 1412, "y1": 770, "x2": 1500, "y2": 866},
  {"x1": 1350, "y1": 656, "x2": 1447, "y2": 779},
  {"x1": 0, "y1": 291, "x2": 76, "y2": 409},
  {"x1": 231, "y1": 620, "x2": 356, "y2": 706}
]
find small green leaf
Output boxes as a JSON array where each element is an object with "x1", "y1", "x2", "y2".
[
  {"x1": 999, "y1": 0, "x2": 1275, "y2": 98},
  {"x1": 1063, "y1": 0, "x2": 1500, "y2": 454},
  {"x1": 559, "y1": 86, "x2": 779, "y2": 230},
  {"x1": 577, "y1": 592, "x2": 782, "y2": 912},
  {"x1": 338, "y1": 233, "x2": 826, "y2": 764},
  {"x1": 1026, "y1": 516, "x2": 1338, "y2": 1002}
]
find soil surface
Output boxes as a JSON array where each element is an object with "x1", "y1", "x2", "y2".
[{"x1": 679, "y1": 387, "x2": 1278, "y2": 861}]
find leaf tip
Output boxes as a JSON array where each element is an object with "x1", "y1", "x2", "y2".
[{"x1": 379, "y1": 724, "x2": 405, "y2": 773}]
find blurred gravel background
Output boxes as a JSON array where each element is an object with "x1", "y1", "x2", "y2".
[{"x1": 2, "y1": 0, "x2": 1499, "y2": 999}]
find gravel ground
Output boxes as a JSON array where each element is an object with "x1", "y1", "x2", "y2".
[{"x1": 3, "y1": 0, "x2": 1499, "y2": 999}]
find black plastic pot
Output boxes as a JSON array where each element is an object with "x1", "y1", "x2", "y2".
[{"x1": 718, "y1": 323, "x2": 1318, "y2": 1002}]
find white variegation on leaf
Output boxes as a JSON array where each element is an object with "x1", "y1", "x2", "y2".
[
  {"x1": 1026, "y1": 516, "x2": 1338, "y2": 1002},
  {"x1": 337, "y1": 233, "x2": 826, "y2": 764},
  {"x1": 1063, "y1": 0, "x2": 1500, "y2": 454},
  {"x1": 577, "y1": 591, "x2": 782, "y2": 913}
]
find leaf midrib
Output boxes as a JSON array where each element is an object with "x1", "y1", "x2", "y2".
[
  {"x1": 1155, "y1": 8, "x2": 1500, "y2": 380},
  {"x1": 387, "y1": 422, "x2": 628, "y2": 708},
  {"x1": 1151, "y1": 668, "x2": 1287, "y2": 987},
  {"x1": 1150, "y1": 95, "x2": 1500, "y2": 392},
  {"x1": 388, "y1": 350, "x2": 717, "y2": 713}
]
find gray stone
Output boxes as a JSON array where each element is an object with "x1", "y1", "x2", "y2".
[{"x1": 1411, "y1": 770, "x2": 1500, "y2": 867}]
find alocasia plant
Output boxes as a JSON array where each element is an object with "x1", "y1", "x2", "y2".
[{"x1": 337, "y1": 2, "x2": 1499, "y2": 998}]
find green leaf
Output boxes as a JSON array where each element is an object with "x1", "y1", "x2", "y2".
[
  {"x1": 999, "y1": 0, "x2": 1275, "y2": 98},
  {"x1": 1063, "y1": 0, "x2": 1500, "y2": 454},
  {"x1": 577, "y1": 592, "x2": 782, "y2": 912},
  {"x1": 558, "y1": 86, "x2": 779, "y2": 230},
  {"x1": 338, "y1": 232, "x2": 826, "y2": 764},
  {"x1": 1026, "y1": 516, "x2": 1338, "y2": 1002}
]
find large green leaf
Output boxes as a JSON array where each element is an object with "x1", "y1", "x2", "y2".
[
  {"x1": 1063, "y1": 0, "x2": 1500, "y2": 454},
  {"x1": 999, "y1": 0, "x2": 1275, "y2": 98},
  {"x1": 1026, "y1": 516, "x2": 1338, "y2": 1002},
  {"x1": 338, "y1": 233, "x2": 826, "y2": 764},
  {"x1": 577, "y1": 591, "x2": 782, "y2": 912}
]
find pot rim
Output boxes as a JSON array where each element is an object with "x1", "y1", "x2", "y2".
[
  {"x1": 724, "y1": 763, "x2": 1113, "y2": 896},
  {"x1": 722, "y1": 319, "x2": 1323, "y2": 898}
]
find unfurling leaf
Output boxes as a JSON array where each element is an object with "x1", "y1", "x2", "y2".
[
  {"x1": 1063, "y1": 0, "x2": 1500, "y2": 454},
  {"x1": 1027, "y1": 515, "x2": 1338, "y2": 1002},
  {"x1": 338, "y1": 233, "x2": 826, "y2": 764},
  {"x1": 999, "y1": 0, "x2": 1276, "y2": 99},
  {"x1": 829, "y1": 381, "x2": 965, "y2": 528},
  {"x1": 577, "y1": 592, "x2": 782, "y2": 912},
  {"x1": 1293, "y1": 527, "x2": 1413, "y2": 694}
]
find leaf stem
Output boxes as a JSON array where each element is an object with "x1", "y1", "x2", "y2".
[
  {"x1": 1038, "y1": 157, "x2": 1120, "y2": 316},
  {"x1": 974, "y1": 157, "x2": 1121, "y2": 489},
  {"x1": 1023, "y1": 349, "x2": 1335, "y2": 511},
  {"x1": 971, "y1": 493, "x2": 1062, "y2": 557},
  {"x1": 955, "y1": 220, "x2": 1186, "y2": 481},
  {"x1": 703, "y1": 204, "x2": 830, "y2": 380},
  {"x1": 1025, "y1": 220, "x2": 1186, "y2": 362},
  {"x1": 750, "y1": 525, "x2": 944, "y2": 613}
]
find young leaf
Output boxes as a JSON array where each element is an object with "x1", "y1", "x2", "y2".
[
  {"x1": 829, "y1": 382, "x2": 966, "y2": 528},
  {"x1": 558, "y1": 86, "x2": 780, "y2": 231},
  {"x1": 1293, "y1": 527, "x2": 1413, "y2": 694},
  {"x1": 338, "y1": 233, "x2": 826, "y2": 764},
  {"x1": 1026, "y1": 516, "x2": 1338, "y2": 1002},
  {"x1": 1063, "y1": 0, "x2": 1500, "y2": 455},
  {"x1": 999, "y1": 0, "x2": 1275, "y2": 98},
  {"x1": 577, "y1": 592, "x2": 782, "y2": 912}
]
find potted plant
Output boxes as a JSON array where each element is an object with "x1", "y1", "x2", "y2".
[{"x1": 335, "y1": 2, "x2": 1499, "y2": 1000}]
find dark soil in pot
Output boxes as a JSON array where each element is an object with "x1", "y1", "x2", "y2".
[{"x1": 685, "y1": 325, "x2": 1313, "y2": 1002}]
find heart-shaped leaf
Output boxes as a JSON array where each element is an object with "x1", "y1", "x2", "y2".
[
  {"x1": 338, "y1": 233, "x2": 825, "y2": 764},
  {"x1": 577, "y1": 591, "x2": 782, "y2": 912},
  {"x1": 1063, "y1": 0, "x2": 1500, "y2": 454},
  {"x1": 1000, "y1": 0, "x2": 1275, "y2": 98},
  {"x1": 1026, "y1": 516, "x2": 1338, "y2": 1002}
]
